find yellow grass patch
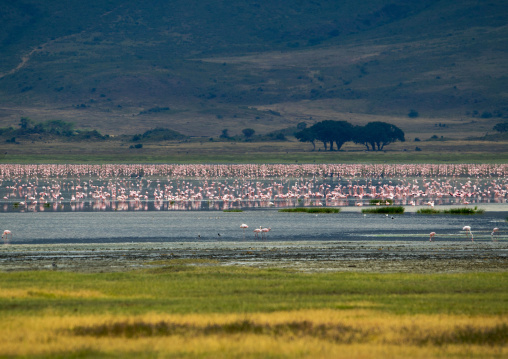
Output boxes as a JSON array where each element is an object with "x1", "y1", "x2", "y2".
[{"x1": 1, "y1": 309, "x2": 506, "y2": 358}]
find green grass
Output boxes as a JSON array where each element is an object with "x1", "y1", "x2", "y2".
[
  {"x1": 417, "y1": 207, "x2": 485, "y2": 215},
  {"x1": 223, "y1": 209, "x2": 243, "y2": 212},
  {"x1": 1, "y1": 266, "x2": 506, "y2": 358},
  {"x1": 2, "y1": 149, "x2": 508, "y2": 164},
  {"x1": 443, "y1": 207, "x2": 485, "y2": 215},
  {"x1": 0, "y1": 266, "x2": 506, "y2": 317},
  {"x1": 417, "y1": 208, "x2": 442, "y2": 214},
  {"x1": 361, "y1": 206, "x2": 405, "y2": 214},
  {"x1": 278, "y1": 208, "x2": 340, "y2": 213}
]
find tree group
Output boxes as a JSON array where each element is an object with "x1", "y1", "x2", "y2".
[{"x1": 295, "y1": 120, "x2": 405, "y2": 151}]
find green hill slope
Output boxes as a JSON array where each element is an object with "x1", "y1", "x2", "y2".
[{"x1": 0, "y1": 0, "x2": 506, "y2": 138}]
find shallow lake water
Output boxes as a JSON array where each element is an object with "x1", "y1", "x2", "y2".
[{"x1": 2, "y1": 210, "x2": 507, "y2": 245}]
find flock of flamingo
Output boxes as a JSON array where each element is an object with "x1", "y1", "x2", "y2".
[
  {"x1": 0, "y1": 164, "x2": 506, "y2": 243},
  {"x1": 0, "y1": 164, "x2": 507, "y2": 212}
]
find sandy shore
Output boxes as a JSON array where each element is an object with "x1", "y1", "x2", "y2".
[{"x1": 1, "y1": 240, "x2": 507, "y2": 273}]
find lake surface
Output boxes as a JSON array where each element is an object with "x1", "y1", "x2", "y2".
[{"x1": 2, "y1": 210, "x2": 506, "y2": 245}]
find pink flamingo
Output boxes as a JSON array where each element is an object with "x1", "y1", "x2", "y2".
[
  {"x1": 2, "y1": 230, "x2": 12, "y2": 243},
  {"x1": 240, "y1": 223, "x2": 248, "y2": 239},
  {"x1": 429, "y1": 232, "x2": 436, "y2": 241},
  {"x1": 462, "y1": 226, "x2": 473, "y2": 241},
  {"x1": 254, "y1": 227, "x2": 262, "y2": 238},
  {"x1": 261, "y1": 227, "x2": 271, "y2": 239},
  {"x1": 491, "y1": 227, "x2": 499, "y2": 241}
]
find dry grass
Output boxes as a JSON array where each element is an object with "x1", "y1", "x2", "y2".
[
  {"x1": 1, "y1": 310, "x2": 506, "y2": 358},
  {"x1": 2, "y1": 137, "x2": 508, "y2": 163}
]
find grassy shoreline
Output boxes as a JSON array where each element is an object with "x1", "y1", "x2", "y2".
[
  {"x1": 0, "y1": 266, "x2": 506, "y2": 358},
  {"x1": 1, "y1": 138, "x2": 508, "y2": 164},
  {"x1": 2, "y1": 153, "x2": 508, "y2": 164}
]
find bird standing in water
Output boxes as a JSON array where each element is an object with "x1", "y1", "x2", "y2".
[
  {"x1": 462, "y1": 226, "x2": 473, "y2": 241},
  {"x1": 2, "y1": 230, "x2": 12, "y2": 243}
]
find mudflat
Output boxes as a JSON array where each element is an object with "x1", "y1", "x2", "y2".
[{"x1": 1, "y1": 240, "x2": 506, "y2": 273}]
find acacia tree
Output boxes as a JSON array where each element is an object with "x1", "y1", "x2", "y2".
[
  {"x1": 296, "y1": 120, "x2": 354, "y2": 151},
  {"x1": 309, "y1": 121, "x2": 333, "y2": 150},
  {"x1": 355, "y1": 122, "x2": 405, "y2": 151},
  {"x1": 329, "y1": 120, "x2": 354, "y2": 151},
  {"x1": 295, "y1": 127, "x2": 317, "y2": 150},
  {"x1": 493, "y1": 122, "x2": 508, "y2": 133},
  {"x1": 242, "y1": 128, "x2": 255, "y2": 138}
]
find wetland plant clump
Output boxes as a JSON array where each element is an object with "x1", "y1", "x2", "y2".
[
  {"x1": 72, "y1": 319, "x2": 368, "y2": 342},
  {"x1": 71, "y1": 320, "x2": 508, "y2": 346},
  {"x1": 417, "y1": 208, "x2": 442, "y2": 214},
  {"x1": 417, "y1": 206, "x2": 485, "y2": 215},
  {"x1": 416, "y1": 323, "x2": 508, "y2": 346},
  {"x1": 443, "y1": 207, "x2": 485, "y2": 215},
  {"x1": 278, "y1": 208, "x2": 340, "y2": 213},
  {"x1": 223, "y1": 209, "x2": 243, "y2": 212},
  {"x1": 361, "y1": 206, "x2": 405, "y2": 214}
]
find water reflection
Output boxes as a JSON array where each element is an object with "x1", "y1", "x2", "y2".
[{"x1": 1, "y1": 175, "x2": 507, "y2": 212}]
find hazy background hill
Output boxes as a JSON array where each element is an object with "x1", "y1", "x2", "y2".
[{"x1": 0, "y1": 0, "x2": 507, "y2": 139}]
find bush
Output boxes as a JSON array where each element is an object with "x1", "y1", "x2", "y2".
[
  {"x1": 134, "y1": 128, "x2": 187, "y2": 142},
  {"x1": 417, "y1": 208, "x2": 441, "y2": 214},
  {"x1": 242, "y1": 128, "x2": 255, "y2": 138},
  {"x1": 361, "y1": 206, "x2": 405, "y2": 214},
  {"x1": 493, "y1": 122, "x2": 508, "y2": 133},
  {"x1": 408, "y1": 109, "x2": 419, "y2": 118},
  {"x1": 443, "y1": 207, "x2": 484, "y2": 215}
]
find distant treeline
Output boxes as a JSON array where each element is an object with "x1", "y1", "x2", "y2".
[
  {"x1": 0, "y1": 117, "x2": 107, "y2": 143},
  {"x1": 295, "y1": 120, "x2": 405, "y2": 151},
  {"x1": 1, "y1": 118, "x2": 405, "y2": 151}
]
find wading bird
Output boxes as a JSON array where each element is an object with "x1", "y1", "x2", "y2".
[
  {"x1": 429, "y1": 232, "x2": 436, "y2": 241},
  {"x1": 462, "y1": 226, "x2": 473, "y2": 241},
  {"x1": 240, "y1": 223, "x2": 248, "y2": 239},
  {"x1": 491, "y1": 227, "x2": 499, "y2": 241},
  {"x1": 2, "y1": 230, "x2": 12, "y2": 243}
]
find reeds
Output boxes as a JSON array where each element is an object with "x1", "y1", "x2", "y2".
[
  {"x1": 416, "y1": 208, "x2": 442, "y2": 214},
  {"x1": 361, "y1": 206, "x2": 405, "y2": 214},
  {"x1": 417, "y1": 207, "x2": 485, "y2": 215},
  {"x1": 443, "y1": 207, "x2": 485, "y2": 215}
]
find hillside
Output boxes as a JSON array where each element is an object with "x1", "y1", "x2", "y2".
[{"x1": 0, "y1": 0, "x2": 507, "y2": 140}]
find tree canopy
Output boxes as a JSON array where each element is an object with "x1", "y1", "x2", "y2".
[
  {"x1": 493, "y1": 122, "x2": 508, "y2": 133},
  {"x1": 295, "y1": 120, "x2": 405, "y2": 151}
]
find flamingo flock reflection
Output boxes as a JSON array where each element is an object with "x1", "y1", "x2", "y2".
[{"x1": 0, "y1": 164, "x2": 507, "y2": 212}]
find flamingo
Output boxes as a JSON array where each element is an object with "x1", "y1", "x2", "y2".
[
  {"x1": 261, "y1": 227, "x2": 271, "y2": 239},
  {"x1": 240, "y1": 223, "x2": 248, "y2": 239},
  {"x1": 491, "y1": 227, "x2": 499, "y2": 241},
  {"x1": 462, "y1": 226, "x2": 473, "y2": 242},
  {"x1": 429, "y1": 232, "x2": 436, "y2": 241},
  {"x1": 254, "y1": 227, "x2": 262, "y2": 238},
  {"x1": 2, "y1": 230, "x2": 12, "y2": 243}
]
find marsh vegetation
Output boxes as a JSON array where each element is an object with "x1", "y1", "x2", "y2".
[{"x1": 0, "y1": 265, "x2": 506, "y2": 358}]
